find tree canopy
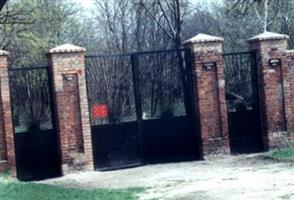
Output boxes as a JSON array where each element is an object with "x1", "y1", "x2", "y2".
[{"x1": 1, "y1": 0, "x2": 294, "y2": 66}]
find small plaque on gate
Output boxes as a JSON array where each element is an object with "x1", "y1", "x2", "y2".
[
  {"x1": 92, "y1": 104, "x2": 109, "y2": 119},
  {"x1": 203, "y1": 62, "x2": 216, "y2": 70},
  {"x1": 268, "y1": 59, "x2": 281, "y2": 68}
]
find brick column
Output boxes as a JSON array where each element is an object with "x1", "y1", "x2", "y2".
[
  {"x1": 284, "y1": 50, "x2": 294, "y2": 145},
  {"x1": 248, "y1": 32, "x2": 292, "y2": 149},
  {"x1": 184, "y1": 34, "x2": 230, "y2": 155},
  {"x1": 0, "y1": 50, "x2": 16, "y2": 175},
  {"x1": 48, "y1": 44, "x2": 94, "y2": 174}
]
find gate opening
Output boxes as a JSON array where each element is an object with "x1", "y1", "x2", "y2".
[
  {"x1": 224, "y1": 51, "x2": 264, "y2": 154},
  {"x1": 9, "y1": 66, "x2": 61, "y2": 181},
  {"x1": 85, "y1": 49, "x2": 201, "y2": 170}
]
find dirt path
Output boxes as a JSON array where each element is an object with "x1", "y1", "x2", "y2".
[{"x1": 43, "y1": 154, "x2": 294, "y2": 200}]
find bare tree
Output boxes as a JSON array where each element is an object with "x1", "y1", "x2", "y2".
[
  {"x1": 138, "y1": 0, "x2": 192, "y2": 116},
  {"x1": 138, "y1": 0, "x2": 191, "y2": 50},
  {"x1": 227, "y1": 0, "x2": 285, "y2": 32}
]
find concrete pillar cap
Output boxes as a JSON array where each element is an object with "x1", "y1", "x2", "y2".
[
  {"x1": 0, "y1": 50, "x2": 9, "y2": 56},
  {"x1": 184, "y1": 33, "x2": 224, "y2": 45},
  {"x1": 248, "y1": 31, "x2": 289, "y2": 42},
  {"x1": 48, "y1": 44, "x2": 86, "y2": 54}
]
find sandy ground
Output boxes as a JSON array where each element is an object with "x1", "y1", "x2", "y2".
[{"x1": 43, "y1": 154, "x2": 294, "y2": 200}]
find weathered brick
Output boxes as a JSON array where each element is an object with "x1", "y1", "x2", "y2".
[
  {"x1": 184, "y1": 34, "x2": 230, "y2": 155},
  {"x1": 48, "y1": 44, "x2": 94, "y2": 175},
  {"x1": 0, "y1": 52, "x2": 16, "y2": 176},
  {"x1": 248, "y1": 32, "x2": 294, "y2": 149}
]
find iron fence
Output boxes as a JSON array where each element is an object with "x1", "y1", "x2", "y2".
[
  {"x1": 8, "y1": 66, "x2": 54, "y2": 133},
  {"x1": 85, "y1": 49, "x2": 190, "y2": 126},
  {"x1": 223, "y1": 51, "x2": 258, "y2": 112}
]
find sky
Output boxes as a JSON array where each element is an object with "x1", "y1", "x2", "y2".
[{"x1": 75, "y1": 0, "x2": 95, "y2": 10}]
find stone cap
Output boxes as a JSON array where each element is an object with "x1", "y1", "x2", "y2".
[
  {"x1": 284, "y1": 50, "x2": 294, "y2": 53},
  {"x1": 248, "y1": 31, "x2": 289, "y2": 42},
  {"x1": 184, "y1": 33, "x2": 224, "y2": 45},
  {"x1": 48, "y1": 44, "x2": 86, "y2": 54},
  {"x1": 283, "y1": 50, "x2": 294, "y2": 55},
  {"x1": 0, "y1": 160, "x2": 7, "y2": 164},
  {"x1": 0, "y1": 50, "x2": 9, "y2": 56}
]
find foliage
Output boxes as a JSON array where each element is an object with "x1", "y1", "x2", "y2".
[
  {"x1": 0, "y1": 181, "x2": 142, "y2": 200},
  {"x1": 1, "y1": 0, "x2": 84, "y2": 66},
  {"x1": 3, "y1": 0, "x2": 294, "y2": 62},
  {"x1": 269, "y1": 148, "x2": 294, "y2": 162},
  {"x1": 0, "y1": 170, "x2": 10, "y2": 178},
  {"x1": 183, "y1": 0, "x2": 294, "y2": 51}
]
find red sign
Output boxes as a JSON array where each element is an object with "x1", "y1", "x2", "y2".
[{"x1": 92, "y1": 104, "x2": 109, "y2": 119}]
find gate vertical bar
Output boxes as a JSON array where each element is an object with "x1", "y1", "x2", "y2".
[
  {"x1": 46, "y1": 66, "x2": 61, "y2": 173},
  {"x1": 184, "y1": 48, "x2": 203, "y2": 158},
  {"x1": 251, "y1": 51, "x2": 262, "y2": 113},
  {"x1": 131, "y1": 53, "x2": 143, "y2": 160}
]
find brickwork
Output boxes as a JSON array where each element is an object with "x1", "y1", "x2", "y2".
[
  {"x1": 248, "y1": 32, "x2": 293, "y2": 149},
  {"x1": 0, "y1": 51, "x2": 16, "y2": 176},
  {"x1": 0, "y1": 160, "x2": 7, "y2": 172},
  {"x1": 0, "y1": 92, "x2": 6, "y2": 160},
  {"x1": 283, "y1": 51, "x2": 294, "y2": 146},
  {"x1": 184, "y1": 34, "x2": 230, "y2": 155},
  {"x1": 48, "y1": 44, "x2": 94, "y2": 174},
  {"x1": 63, "y1": 74, "x2": 83, "y2": 152}
]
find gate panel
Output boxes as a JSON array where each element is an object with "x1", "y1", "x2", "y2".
[
  {"x1": 86, "y1": 55, "x2": 142, "y2": 170},
  {"x1": 91, "y1": 122, "x2": 140, "y2": 170},
  {"x1": 86, "y1": 49, "x2": 200, "y2": 170},
  {"x1": 141, "y1": 116, "x2": 197, "y2": 163},
  {"x1": 9, "y1": 66, "x2": 60, "y2": 181},
  {"x1": 224, "y1": 51, "x2": 264, "y2": 154},
  {"x1": 136, "y1": 50, "x2": 199, "y2": 163}
]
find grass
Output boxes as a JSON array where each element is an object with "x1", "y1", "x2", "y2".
[
  {"x1": 0, "y1": 170, "x2": 10, "y2": 178},
  {"x1": 269, "y1": 148, "x2": 294, "y2": 161},
  {"x1": 0, "y1": 182, "x2": 141, "y2": 200},
  {"x1": 0, "y1": 172, "x2": 142, "y2": 200}
]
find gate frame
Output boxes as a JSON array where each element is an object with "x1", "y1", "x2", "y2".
[
  {"x1": 223, "y1": 50, "x2": 264, "y2": 153},
  {"x1": 8, "y1": 65, "x2": 62, "y2": 181},
  {"x1": 85, "y1": 48, "x2": 202, "y2": 169}
]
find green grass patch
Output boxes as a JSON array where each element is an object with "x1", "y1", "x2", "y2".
[
  {"x1": 269, "y1": 148, "x2": 294, "y2": 161},
  {"x1": 0, "y1": 181, "x2": 142, "y2": 200},
  {"x1": 0, "y1": 170, "x2": 10, "y2": 178}
]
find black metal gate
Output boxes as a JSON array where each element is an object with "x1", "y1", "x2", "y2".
[
  {"x1": 86, "y1": 49, "x2": 200, "y2": 170},
  {"x1": 9, "y1": 66, "x2": 61, "y2": 181},
  {"x1": 224, "y1": 51, "x2": 264, "y2": 154}
]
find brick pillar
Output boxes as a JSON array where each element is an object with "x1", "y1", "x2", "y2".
[
  {"x1": 285, "y1": 51, "x2": 294, "y2": 144},
  {"x1": 0, "y1": 50, "x2": 16, "y2": 175},
  {"x1": 248, "y1": 32, "x2": 291, "y2": 149},
  {"x1": 48, "y1": 44, "x2": 94, "y2": 174},
  {"x1": 0, "y1": 69, "x2": 6, "y2": 161},
  {"x1": 184, "y1": 34, "x2": 230, "y2": 155}
]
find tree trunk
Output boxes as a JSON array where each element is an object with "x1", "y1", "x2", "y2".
[{"x1": 264, "y1": 0, "x2": 268, "y2": 32}]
